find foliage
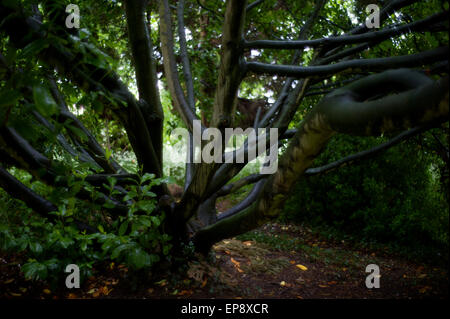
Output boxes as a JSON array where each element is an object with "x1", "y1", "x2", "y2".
[
  {"x1": 0, "y1": 172, "x2": 173, "y2": 285},
  {"x1": 281, "y1": 132, "x2": 449, "y2": 256}
]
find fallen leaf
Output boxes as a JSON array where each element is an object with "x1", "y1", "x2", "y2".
[
  {"x1": 242, "y1": 241, "x2": 252, "y2": 246},
  {"x1": 201, "y1": 278, "x2": 208, "y2": 288},
  {"x1": 296, "y1": 264, "x2": 308, "y2": 271},
  {"x1": 4, "y1": 278, "x2": 14, "y2": 284},
  {"x1": 419, "y1": 286, "x2": 431, "y2": 294},
  {"x1": 10, "y1": 292, "x2": 22, "y2": 297},
  {"x1": 418, "y1": 274, "x2": 427, "y2": 279},
  {"x1": 280, "y1": 281, "x2": 287, "y2": 287},
  {"x1": 67, "y1": 293, "x2": 78, "y2": 299},
  {"x1": 296, "y1": 295, "x2": 303, "y2": 299},
  {"x1": 318, "y1": 284, "x2": 328, "y2": 288},
  {"x1": 155, "y1": 279, "x2": 167, "y2": 287},
  {"x1": 178, "y1": 290, "x2": 193, "y2": 296},
  {"x1": 230, "y1": 257, "x2": 244, "y2": 273},
  {"x1": 328, "y1": 281, "x2": 337, "y2": 285},
  {"x1": 289, "y1": 260, "x2": 296, "y2": 265},
  {"x1": 43, "y1": 289, "x2": 51, "y2": 295},
  {"x1": 101, "y1": 286, "x2": 112, "y2": 296},
  {"x1": 230, "y1": 257, "x2": 240, "y2": 267},
  {"x1": 87, "y1": 288, "x2": 96, "y2": 294}
]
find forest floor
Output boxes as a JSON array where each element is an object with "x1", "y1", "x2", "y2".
[{"x1": 1, "y1": 222, "x2": 448, "y2": 299}]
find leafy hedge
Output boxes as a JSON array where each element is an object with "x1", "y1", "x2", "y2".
[{"x1": 281, "y1": 133, "x2": 449, "y2": 254}]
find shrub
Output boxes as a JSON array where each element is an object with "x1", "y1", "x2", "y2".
[
  {"x1": 0, "y1": 172, "x2": 173, "y2": 286},
  {"x1": 281, "y1": 133, "x2": 449, "y2": 254}
]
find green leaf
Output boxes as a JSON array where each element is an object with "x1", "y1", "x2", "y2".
[
  {"x1": 98, "y1": 225, "x2": 105, "y2": 234},
  {"x1": 150, "y1": 216, "x2": 161, "y2": 227},
  {"x1": 126, "y1": 247, "x2": 152, "y2": 269},
  {"x1": 111, "y1": 243, "x2": 130, "y2": 259},
  {"x1": 138, "y1": 216, "x2": 152, "y2": 228},
  {"x1": 20, "y1": 39, "x2": 49, "y2": 58},
  {"x1": 22, "y1": 261, "x2": 48, "y2": 281},
  {"x1": 33, "y1": 85, "x2": 59, "y2": 117},
  {"x1": 141, "y1": 173, "x2": 155, "y2": 184},
  {"x1": 28, "y1": 241, "x2": 43, "y2": 254},
  {"x1": 59, "y1": 237, "x2": 74, "y2": 249},
  {"x1": 118, "y1": 221, "x2": 129, "y2": 236}
]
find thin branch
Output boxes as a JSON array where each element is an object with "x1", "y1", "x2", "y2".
[
  {"x1": 177, "y1": 0, "x2": 196, "y2": 111},
  {"x1": 217, "y1": 173, "x2": 266, "y2": 196},
  {"x1": 217, "y1": 178, "x2": 266, "y2": 221},
  {"x1": 47, "y1": 77, "x2": 126, "y2": 174},
  {"x1": 0, "y1": 165, "x2": 95, "y2": 232},
  {"x1": 246, "y1": 0, "x2": 265, "y2": 12},
  {"x1": 304, "y1": 125, "x2": 430, "y2": 176},
  {"x1": 124, "y1": 0, "x2": 165, "y2": 164},
  {"x1": 177, "y1": 0, "x2": 196, "y2": 190},
  {"x1": 245, "y1": 47, "x2": 449, "y2": 77},
  {"x1": 244, "y1": 11, "x2": 447, "y2": 50},
  {"x1": 159, "y1": 0, "x2": 199, "y2": 131}
]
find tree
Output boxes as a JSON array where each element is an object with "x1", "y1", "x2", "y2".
[{"x1": 0, "y1": 0, "x2": 448, "y2": 260}]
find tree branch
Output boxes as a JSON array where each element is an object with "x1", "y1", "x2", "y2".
[
  {"x1": 245, "y1": 47, "x2": 449, "y2": 77},
  {"x1": 0, "y1": 165, "x2": 95, "y2": 232},
  {"x1": 246, "y1": 0, "x2": 265, "y2": 12},
  {"x1": 304, "y1": 125, "x2": 432, "y2": 176},
  {"x1": 244, "y1": 11, "x2": 447, "y2": 50},
  {"x1": 177, "y1": 0, "x2": 195, "y2": 111},
  {"x1": 159, "y1": 0, "x2": 199, "y2": 131},
  {"x1": 124, "y1": 0, "x2": 165, "y2": 165}
]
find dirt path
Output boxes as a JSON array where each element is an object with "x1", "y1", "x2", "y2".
[{"x1": 1, "y1": 223, "x2": 447, "y2": 299}]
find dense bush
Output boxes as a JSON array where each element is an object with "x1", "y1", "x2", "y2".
[
  {"x1": 281, "y1": 132, "x2": 449, "y2": 253},
  {"x1": 0, "y1": 171, "x2": 173, "y2": 286}
]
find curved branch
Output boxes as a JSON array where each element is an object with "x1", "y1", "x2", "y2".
[
  {"x1": 177, "y1": 0, "x2": 195, "y2": 111},
  {"x1": 124, "y1": 0, "x2": 165, "y2": 164},
  {"x1": 304, "y1": 125, "x2": 431, "y2": 176},
  {"x1": 0, "y1": 165, "x2": 95, "y2": 232},
  {"x1": 246, "y1": 0, "x2": 265, "y2": 12},
  {"x1": 0, "y1": 165, "x2": 56, "y2": 217},
  {"x1": 217, "y1": 173, "x2": 266, "y2": 196},
  {"x1": 217, "y1": 178, "x2": 266, "y2": 221},
  {"x1": 47, "y1": 78, "x2": 125, "y2": 174},
  {"x1": 244, "y1": 11, "x2": 447, "y2": 50},
  {"x1": 245, "y1": 47, "x2": 449, "y2": 77},
  {"x1": 159, "y1": 0, "x2": 199, "y2": 131}
]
